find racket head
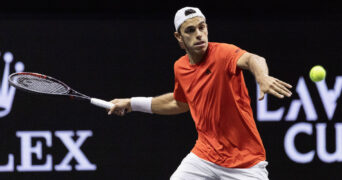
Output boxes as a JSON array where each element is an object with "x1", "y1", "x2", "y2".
[{"x1": 8, "y1": 72, "x2": 71, "y2": 96}]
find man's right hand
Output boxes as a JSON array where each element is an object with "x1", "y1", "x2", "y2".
[{"x1": 108, "y1": 98, "x2": 132, "y2": 116}]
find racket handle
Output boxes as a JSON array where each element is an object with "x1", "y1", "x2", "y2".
[{"x1": 90, "y1": 98, "x2": 114, "y2": 109}]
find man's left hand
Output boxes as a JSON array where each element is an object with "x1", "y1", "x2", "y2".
[{"x1": 257, "y1": 75, "x2": 292, "y2": 100}]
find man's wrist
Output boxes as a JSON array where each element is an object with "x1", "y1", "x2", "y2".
[
  {"x1": 130, "y1": 97, "x2": 153, "y2": 114},
  {"x1": 255, "y1": 73, "x2": 268, "y2": 84}
]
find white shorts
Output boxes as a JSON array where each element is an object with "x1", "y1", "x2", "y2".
[{"x1": 170, "y1": 153, "x2": 269, "y2": 180}]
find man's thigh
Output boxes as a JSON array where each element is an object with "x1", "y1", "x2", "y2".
[
  {"x1": 170, "y1": 153, "x2": 269, "y2": 180},
  {"x1": 170, "y1": 153, "x2": 218, "y2": 180},
  {"x1": 216, "y1": 161, "x2": 269, "y2": 180}
]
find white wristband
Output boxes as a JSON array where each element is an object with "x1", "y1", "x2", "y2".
[{"x1": 130, "y1": 97, "x2": 153, "y2": 114}]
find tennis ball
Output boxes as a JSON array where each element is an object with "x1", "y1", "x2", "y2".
[{"x1": 309, "y1": 65, "x2": 326, "y2": 82}]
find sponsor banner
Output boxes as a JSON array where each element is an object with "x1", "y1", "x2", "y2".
[{"x1": 0, "y1": 130, "x2": 96, "y2": 172}]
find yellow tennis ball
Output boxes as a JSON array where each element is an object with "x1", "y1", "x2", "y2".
[{"x1": 309, "y1": 65, "x2": 326, "y2": 82}]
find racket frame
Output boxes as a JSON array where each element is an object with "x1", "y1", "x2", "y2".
[
  {"x1": 8, "y1": 72, "x2": 90, "y2": 101},
  {"x1": 8, "y1": 72, "x2": 114, "y2": 109}
]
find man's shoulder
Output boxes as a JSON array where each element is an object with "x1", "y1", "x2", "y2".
[
  {"x1": 174, "y1": 55, "x2": 187, "y2": 68},
  {"x1": 209, "y1": 42, "x2": 243, "y2": 58},
  {"x1": 209, "y1": 42, "x2": 236, "y2": 50}
]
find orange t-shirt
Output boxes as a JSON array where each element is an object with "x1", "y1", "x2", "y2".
[{"x1": 173, "y1": 42, "x2": 266, "y2": 168}]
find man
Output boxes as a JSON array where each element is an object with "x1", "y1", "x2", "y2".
[{"x1": 108, "y1": 7, "x2": 292, "y2": 180}]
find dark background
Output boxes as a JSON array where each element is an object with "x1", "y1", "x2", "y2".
[{"x1": 0, "y1": 0, "x2": 341, "y2": 179}]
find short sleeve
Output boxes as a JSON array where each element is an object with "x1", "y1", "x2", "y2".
[
  {"x1": 224, "y1": 44, "x2": 246, "y2": 75},
  {"x1": 173, "y1": 75, "x2": 187, "y2": 103}
]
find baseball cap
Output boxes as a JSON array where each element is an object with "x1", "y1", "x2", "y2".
[{"x1": 174, "y1": 7, "x2": 206, "y2": 31}]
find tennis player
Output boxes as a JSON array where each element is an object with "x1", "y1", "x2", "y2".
[{"x1": 108, "y1": 7, "x2": 292, "y2": 180}]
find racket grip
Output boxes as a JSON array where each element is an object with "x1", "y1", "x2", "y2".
[{"x1": 90, "y1": 98, "x2": 114, "y2": 109}]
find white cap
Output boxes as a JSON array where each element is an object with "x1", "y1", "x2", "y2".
[{"x1": 174, "y1": 7, "x2": 206, "y2": 31}]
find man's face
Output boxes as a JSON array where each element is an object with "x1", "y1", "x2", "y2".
[{"x1": 175, "y1": 17, "x2": 208, "y2": 54}]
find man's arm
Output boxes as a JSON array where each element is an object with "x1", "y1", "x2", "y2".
[
  {"x1": 237, "y1": 52, "x2": 292, "y2": 100},
  {"x1": 107, "y1": 93, "x2": 189, "y2": 116},
  {"x1": 151, "y1": 93, "x2": 189, "y2": 115}
]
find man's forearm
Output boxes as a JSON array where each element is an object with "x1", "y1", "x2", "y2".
[
  {"x1": 151, "y1": 93, "x2": 189, "y2": 115},
  {"x1": 247, "y1": 55, "x2": 269, "y2": 83},
  {"x1": 108, "y1": 93, "x2": 189, "y2": 116}
]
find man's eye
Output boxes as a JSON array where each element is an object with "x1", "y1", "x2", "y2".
[{"x1": 186, "y1": 28, "x2": 195, "y2": 33}]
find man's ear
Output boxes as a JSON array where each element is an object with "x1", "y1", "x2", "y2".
[{"x1": 174, "y1": 32, "x2": 185, "y2": 49}]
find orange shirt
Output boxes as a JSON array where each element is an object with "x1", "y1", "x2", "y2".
[{"x1": 173, "y1": 42, "x2": 266, "y2": 168}]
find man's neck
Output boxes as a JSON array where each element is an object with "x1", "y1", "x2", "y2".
[{"x1": 187, "y1": 49, "x2": 207, "y2": 65}]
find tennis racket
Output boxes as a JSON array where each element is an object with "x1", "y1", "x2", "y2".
[{"x1": 8, "y1": 72, "x2": 114, "y2": 109}]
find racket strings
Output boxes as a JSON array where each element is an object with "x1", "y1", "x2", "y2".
[{"x1": 12, "y1": 75, "x2": 69, "y2": 94}]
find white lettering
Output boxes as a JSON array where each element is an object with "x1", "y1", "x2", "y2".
[
  {"x1": 257, "y1": 85, "x2": 285, "y2": 121},
  {"x1": 316, "y1": 76, "x2": 342, "y2": 120},
  {"x1": 55, "y1": 131, "x2": 96, "y2": 171},
  {"x1": 285, "y1": 77, "x2": 317, "y2": 121},
  {"x1": 16, "y1": 131, "x2": 52, "y2": 172},
  {"x1": 316, "y1": 123, "x2": 342, "y2": 163},
  {"x1": 284, "y1": 122, "x2": 315, "y2": 163},
  {"x1": 0, "y1": 154, "x2": 14, "y2": 172}
]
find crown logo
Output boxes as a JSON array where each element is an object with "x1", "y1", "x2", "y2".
[{"x1": 0, "y1": 51, "x2": 25, "y2": 118}]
